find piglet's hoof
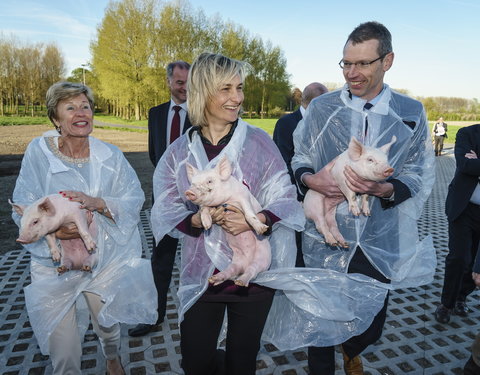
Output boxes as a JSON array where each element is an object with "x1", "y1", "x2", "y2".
[
  {"x1": 57, "y1": 265, "x2": 70, "y2": 275},
  {"x1": 81, "y1": 265, "x2": 92, "y2": 273},
  {"x1": 234, "y1": 280, "x2": 248, "y2": 287},
  {"x1": 208, "y1": 276, "x2": 223, "y2": 286}
]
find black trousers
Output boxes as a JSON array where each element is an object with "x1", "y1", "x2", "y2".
[
  {"x1": 441, "y1": 203, "x2": 480, "y2": 308},
  {"x1": 295, "y1": 230, "x2": 305, "y2": 267},
  {"x1": 180, "y1": 295, "x2": 274, "y2": 375},
  {"x1": 308, "y1": 249, "x2": 390, "y2": 375},
  {"x1": 151, "y1": 234, "x2": 178, "y2": 321}
]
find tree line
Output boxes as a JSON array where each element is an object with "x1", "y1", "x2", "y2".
[
  {"x1": 0, "y1": 35, "x2": 65, "y2": 116},
  {"x1": 1, "y1": 0, "x2": 479, "y2": 122},
  {"x1": 89, "y1": 0, "x2": 290, "y2": 120}
]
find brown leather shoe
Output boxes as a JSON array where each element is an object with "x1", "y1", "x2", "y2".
[{"x1": 342, "y1": 351, "x2": 364, "y2": 375}]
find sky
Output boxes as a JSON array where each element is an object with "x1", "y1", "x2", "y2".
[{"x1": 1, "y1": 0, "x2": 479, "y2": 100}]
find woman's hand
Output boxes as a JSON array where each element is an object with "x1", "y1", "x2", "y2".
[
  {"x1": 55, "y1": 211, "x2": 94, "y2": 239},
  {"x1": 59, "y1": 190, "x2": 112, "y2": 219},
  {"x1": 216, "y1": 204, "x2": 263, "y2": 236}
]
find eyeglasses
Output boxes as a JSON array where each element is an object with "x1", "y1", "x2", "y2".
[{"x1": 338, "y1": 53, "x2": 388, "y2": 70}]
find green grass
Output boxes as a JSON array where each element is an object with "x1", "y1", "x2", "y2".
[
  {"x1": 95, "y1": 114, "x2": 148, "y2": 127},
  {"x1": 243, "y1": 118, "x2": 278, "y2": 135},
  {"x1": 0, "y1": 116, "x2": 49, "y2": 126},
  {"x1": 429, "y1": 123, "x2": 463, "y2": 145}
]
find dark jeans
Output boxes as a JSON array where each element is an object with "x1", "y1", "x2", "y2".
[
  {"x1": 180, "y1": 295, "x2": 274, "y2": 375},
  {"x1": 151, "y1": 234, "x2": 178, "y2": 321},
  {"x1": 441, "y1": 203, "x2": 480, "y2": 308},
  {"x1": 308, "y1": 249, "x2": 390, "y2": 375}
]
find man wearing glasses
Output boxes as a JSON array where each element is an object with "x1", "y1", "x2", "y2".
[{"x1": 292, "y1": 21, "x2": 435, "y2": 374}]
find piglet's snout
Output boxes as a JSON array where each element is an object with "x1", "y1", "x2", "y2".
[
  {"x1": 383, "y1": 167, "x2": 394, "y2": 177},
  {"x1": 185, "y1": 190, "x2": 197, "y2": 201},
  {"x1": 16, "y1": 237, "x2": 31, "y2": 244}
]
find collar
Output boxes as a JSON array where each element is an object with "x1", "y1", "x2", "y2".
[
  {"x1": 300, "y1": 106, "x2": 306, "y2": 117},
  {"x1": 189, "y1": 120, "x2": 239, "y2": 145},
  {"x1": 341, "y1": 84, "x2": 391, "y2": 115},
  {"x1": 169, "y1": 99, "x2": 187, "y2": 112},
  {"x1": 39, "y1": 130, "x2": 112, "y2": 173}
]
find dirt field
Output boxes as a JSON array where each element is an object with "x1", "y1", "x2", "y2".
[{"x1": 0, "y1": 125, "x2": 153, "y2": 256}]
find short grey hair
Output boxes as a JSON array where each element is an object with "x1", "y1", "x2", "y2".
[
  {"x1": 166, "y1": 61, "x2": 191, "y2": 80},
  {"x1": 46, "y1": 81, "x2": 94, "y2": 131},
  {"x1": 187, "y1": 53, "x2": 250, "y2": 127},
  {"x1": 301, "y1": 82, "x2": 328, "y2": 108}
]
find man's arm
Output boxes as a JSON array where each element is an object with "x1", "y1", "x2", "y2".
[
  {"x1": 147, "y1": 106, "x2": 157, "y2": 166},
  {"x1": 454, "y1": 126, "x2": 480, "y2": 176},
  {"x1": 273, "y1": 116, "x2": 295, "y2": 184}
]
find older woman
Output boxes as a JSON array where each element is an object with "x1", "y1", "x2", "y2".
[
  {"x1": 150, "y1": 53, "x2": 304, "y2": 375},
  {"x1": 11, "y1": 82, "x2": 157, "y2": 375}
]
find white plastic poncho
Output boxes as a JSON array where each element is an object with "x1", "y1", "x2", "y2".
[
  {"x1": 12, "y1": 130, "x2": 158, "y2": 354},
  {"x1": 151, "y1": 119, "x2": 389, "y2": 350},
  {"x1": 292, "y1": 84, "x2": 436, "y2": 289}
]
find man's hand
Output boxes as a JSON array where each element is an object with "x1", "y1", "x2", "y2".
[
  {"x1": 303, "y1": 159, "x2": 343, "y2": 198},
  {"x1": 465, "y1": 150, "x2": 478, "y2": 159},
  {"x1": 344, "y1": 166, "x2": 394, "y2": 198},
  {"x1": 473, "y1": 272, "x2": 480, "y2": 287}
]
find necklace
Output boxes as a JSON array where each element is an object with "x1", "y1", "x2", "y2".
[{"x1": 46, "y1": 137, "x2": 90, "y2": 167}]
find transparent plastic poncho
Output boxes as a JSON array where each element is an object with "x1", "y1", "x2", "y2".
[
  {"x1": 151, "y1": 119, "x2": 389, "y2": 350},
  {"x1": 292, "y1": 85, "x2": 436, "y2": 289},
  {"x1": 11, "y1": 131, "x2": 158, "y2": 354}
]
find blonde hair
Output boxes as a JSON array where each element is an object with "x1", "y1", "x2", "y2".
[
  {"x1": 46, "y1": 81, "x2": 94, "y2": 132},
  {"x1": 187, "y1": 53, "x2": 250, "y2": 127}
]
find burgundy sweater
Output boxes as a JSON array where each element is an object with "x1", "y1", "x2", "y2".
[{"x1": 175, "y1": 125, "x2": 279, "y2": 301}]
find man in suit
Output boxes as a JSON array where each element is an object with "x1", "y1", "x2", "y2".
[
  {"x1": 435, "y1": 124, "x2": 480, "y2": 324},
  {"x1": 273, "y1": 82, "x2": 327, "y2": 267},
  {"x1": 129, "y1": 60, "x2": 191, "y2": 337}
]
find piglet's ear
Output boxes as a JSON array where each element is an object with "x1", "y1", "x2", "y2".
[
  {"x1": 348, "y1": 137, "x2": 364, "y2": 161},
  {"x1": 38, "y1": 197, "x2": 56, "y2": 217},
  {"x1": 380, "y1": 135, "x2": 397, "y2": 154},
  {"x1": 186, "y1": 163, "x2": 197, "y2": 183},
  {"x1": 217, "y1": 155, "x2": 232, "y2": 181},
  {"x1": 8, "y1": 199, "x2": 25, "y2": 216}
]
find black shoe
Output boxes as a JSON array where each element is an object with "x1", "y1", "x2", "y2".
[
  {"x1": 454, "y1": 301, "x2": 470, "y2": 317},
  {"x1": 464, "y1": 355, "x2": 480, "y2": 375},
  {"x1": 434, "y1": 304, "x2": 451, "y2": 324},
  {"x1": 128, "y1": 321, "x2": 161, "y2": 337}
]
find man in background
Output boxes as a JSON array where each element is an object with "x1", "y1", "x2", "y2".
[
  {"x1": 433, "y1": 117, "x2": 448, "y2": 156},
  {"x1": 435, "y1": 124, "x2": 480, "y2": 324},
  {"x1": 129, "y1": 60, "x2": 191, "y2": 337},
  {"x1": 273, "y1": 82, "x2": 328, "y2": 266}
]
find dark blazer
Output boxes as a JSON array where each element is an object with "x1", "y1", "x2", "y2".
[
  {"x1": 273, "y1": 109, "x2": 303, "y2": 185},
  {"x1": 445, "y1": 124, "x2": 480, "y2": 222},
  {"x1": 148, "y1": 101, "x2": 192, "y2": 167}
]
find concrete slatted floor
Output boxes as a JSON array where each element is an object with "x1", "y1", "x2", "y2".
[{"x1": 0, "y1": 148, "x2": 476, "y2": 374}]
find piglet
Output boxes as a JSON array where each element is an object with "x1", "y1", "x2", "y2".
[
  {"x1": 9, "y1": 194, "x2": 97, "y2": 274},
  {"x1": 304, "y1": 136, "x2": 396, "y2": 247},
  {"x1": 185, "y1": 155, "x2": 271, "y2": 287}
]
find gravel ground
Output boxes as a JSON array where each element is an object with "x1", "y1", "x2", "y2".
[{"x1": 0, "y1": 124, "x2": 153, "y2": 256}]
